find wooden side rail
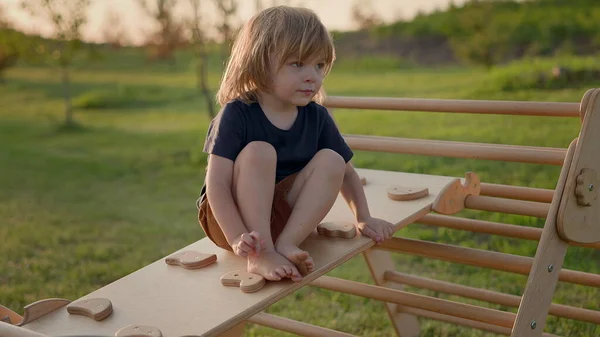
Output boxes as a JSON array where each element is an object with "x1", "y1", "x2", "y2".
[
  {"x1": 248, "y1": 312, "x2": 358, "y2": 337},
  {"x1": 343, "y1": 135, "x2": 567, "y2": 165},
  {"x1": 311, "y1": 276, "x2": 515, "y2": 328},
  {"x1": 416, "y1": 214, "x2": 600, "y2": 249},
  {"x1": 378, "y1": 237, "x2": 600, "y2": 288},
  {"x1": 324, "y1": 96, "x2": 580, "y2": 117},
  {"x1": 384, "y1": 270, "x2": 600, "y2": 324}
]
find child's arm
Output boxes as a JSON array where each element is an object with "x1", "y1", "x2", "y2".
[
  {"x1": 339, "y1": 162, "x2": 395, "y2": 243},
  {"x1": 206, "y1": 155, "x2": 262, "y2": 256}
]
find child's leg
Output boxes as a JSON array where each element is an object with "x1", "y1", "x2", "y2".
[
  {"x1": 274, "y1": 149, "x2": 346, "y2": 274},
  {"x1": 232, "y1": 141, "x2": 302, "y2": 281}
]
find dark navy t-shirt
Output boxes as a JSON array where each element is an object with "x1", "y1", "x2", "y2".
[{"x1": 198, "y1": 99, "x2": 353, "y2": 204}]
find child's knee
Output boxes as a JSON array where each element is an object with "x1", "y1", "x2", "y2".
[
  {"x1": 315, "y1": 149, "x2": 345, "y2": 175},
  {"x1": 238, "y1": 141, "x2": 276, "y2": 165}
]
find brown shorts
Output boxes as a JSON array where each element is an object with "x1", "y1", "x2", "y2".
[{"x1": 198, "y1": 173, "x2": 298, "y2": 251}]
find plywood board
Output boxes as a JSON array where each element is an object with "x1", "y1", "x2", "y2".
[{"x1": 22, "y1": 168, "x2": 457, "y2": 337}]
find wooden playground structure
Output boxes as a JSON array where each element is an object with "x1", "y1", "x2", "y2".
[{"x1": 2, "y1": 88, "x2": 599, "y2": 337}]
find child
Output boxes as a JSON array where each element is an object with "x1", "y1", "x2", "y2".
[{"x1": 197, "y1": 6, "x2": 395, "y2": 282}]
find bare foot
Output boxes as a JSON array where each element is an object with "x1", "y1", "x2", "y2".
[
  {"x1": 247, "y1": 251, "x2": 302, "y2": 282},
  {"x1": 276, "y1": 244, "x2": 315, "y2": 276}
]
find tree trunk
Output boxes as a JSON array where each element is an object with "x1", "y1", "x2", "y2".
[
  {"x1": 61, "y1": 65, "x2": 74, "y2": 127},
  {"x1": 197, "y1": 53, "x2": 215, "y2": 118}
]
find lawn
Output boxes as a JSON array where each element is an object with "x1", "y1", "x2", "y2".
[{"x1": 1, "y1": 48, "x2": 598, "y2": 337}]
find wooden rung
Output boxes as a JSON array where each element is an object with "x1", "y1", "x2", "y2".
[
  {"x1": 418, "y1": 214, "x2": 541, "y2": 240},
  {"x1": 385, "y1": 270, "x2": 600, "y2": 324},
  {"x1": 311, "y1": 276, "x2": 515, "y2": 328},
  {"x1": 343, "y1": 135, "x2": 566, "y2": 165},
  {"x1": 397, "y1": 307, "x2": 562, "y2": 337},
  {"x1": 247, "y1": 312, "x2": 359, "y2": 337},
  {"x1": 465, "y1": 195, "x2": 550, "y2": 218},
  {"x1": 323, "y1": 96, "x2": 580, "y2": 117},
  {"x1": 416, "y1": 214, "x2": 600, "y2": 249},
  {"x1": 480, "y1": 183, "x2": 554, "y2": 203},
  {"x1": 378, "y1": 237, "x2": 600, "y2": 288}
]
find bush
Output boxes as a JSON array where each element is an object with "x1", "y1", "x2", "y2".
[
  {"x1": 72, "y1": 85, "x2": 137, "y2": 109},
  {"x1": 482, "y1": 56, "x2": 600, "y2": 92}
]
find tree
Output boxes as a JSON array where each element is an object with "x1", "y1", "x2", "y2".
[
  {"x1": 0, "y1": 4, "x2": 21, "y2": 82},
  {"x1": 186, "y1": 0, "x2": 215, "y2": 117},
  {"x1": 212, "y1": 0, "x2": 238, "y2": 58},
  {"x1": 21, "y1": 0, "x2": 91, "y2": 128},
  {"x1": 137, "y1": 0, "x2": 187, "y2": 62},
  {"x1": 447, "y1": 2, "x2": 511, "y2": 70},
  {"x1": 101, "y1": 9, "x2": 129, "y2": 49},
  {"x1": 351, "y1": 0, "x2": 382, "y2": 30}
]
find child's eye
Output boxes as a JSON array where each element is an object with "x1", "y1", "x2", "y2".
[
  {"x1": 316, "y1": 63, "x2": 325, "y2": 69},
  {"x1": 291, "y1": 61, "x2": 303, "y2": 67}
]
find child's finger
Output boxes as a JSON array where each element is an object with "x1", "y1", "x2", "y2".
[
  {"x1": 235, "y1": 246, "x2": 248, "y2": 257},
  {"x1": 248, "y1": 231, "x2": 263, "y2": 254},
  {"x1": 239, "y1": 241, "x2": 253, "y2": 253},
  {"x1": 386, "y1": 223, "x2": 395, "y2": 238},
  {"x1": 361, "y1": 226, "x2": 379, "y2": 241}
]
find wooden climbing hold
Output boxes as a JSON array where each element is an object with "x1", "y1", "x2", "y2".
[
  {"x1": 66, "y1": 298, "x2": 112, "y2": 321},
  {"x1": 16, "y1": 298, "x2": 70, "y2": 326},
  {"x1": 220, "y1": 271, "x2": 265, "y2": 293},
  {"x1": 574, "y1": 168, "x2": 597, "y2": 206},
  {"x1": 317, "y1": 221, "x2": 356, "y2": 239},
  {"x1": 115, "y1": 324, "x2": 163, "y2": 337},
  {"x1": 165, "y1": 250, "x2": 217, "y2": 270},
  {"x1": 432, "y1": 172, "x2": 480, "y2": 215},
  {"x1": 360, "y1": 176, "x2": 367, "y2": 185},
  {"x1": 387, "y1": 186, "x2": 429, "y2": 201}
]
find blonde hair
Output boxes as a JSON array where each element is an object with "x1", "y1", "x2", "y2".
[{"x1": 216, "y1": 6, "x2": 336, "y2": 107}]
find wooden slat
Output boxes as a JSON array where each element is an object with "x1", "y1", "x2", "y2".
[
  {"x1": 480, "y1": 183, "x2": 554, "y2": 203},
  {"x1": 343, "y1": 135, "x2": 566, "y2": 166},
  {"x1": 378, "y1": 237, "x2": 600, "y2": 288},
  {"x1": 385, "y1": 270, "x2": 600, "y2": 324},
  {"x1": 416, "y1": 214, "x2": 600, "y2": 249},
  {"x1": 248, "y1": 312, "x2": 358, "y2": 337},
  {"x1": 324, "y1": 96, "x2": 580, "y2": 117},
  {"x1": 465, "y1": 195, "x2": 550, "y2": 218},
  {"x1": 311, "y1": 276, "x2": 515, "y2": 328}
]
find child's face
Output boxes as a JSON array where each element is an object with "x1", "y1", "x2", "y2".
[{"x1": 268, "y1": 55, "x2": 327, "y2": 109}]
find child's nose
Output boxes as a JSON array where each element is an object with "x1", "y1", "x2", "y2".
[{"x1": 303, "y1": 69, "x2": 318, "y2": 83}]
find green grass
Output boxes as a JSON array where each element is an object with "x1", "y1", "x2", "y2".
[{"x1": 1, "y1": 50, "x2": 599, "y2": 337}]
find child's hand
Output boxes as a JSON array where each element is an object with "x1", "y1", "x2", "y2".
[
  {"x1": 356, "y1": 216, "x2": 395, "y2": 244},
  {"x1": 231, "y1": 231, "x2": 264, "y2": 257}
]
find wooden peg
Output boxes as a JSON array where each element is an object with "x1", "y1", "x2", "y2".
[
  {"x1": 220, "y1": 271, "x2": 265, "y2": 293},
  {"x1": 17, "y1": 299, "x2": 70, "y2": 326},
  {"x1": 115, "y1": 324, "x2": 163, "y2": 337},
  {"x1": 66, "y1": 298, "x2": 113, "y2": 321},
  {"x1": 432, "y1": 172, "x2": 481, "y2": 215},
  {"x1": 387, "y1": 186, "x2": 429, "y2": 201},
  {"x1": 165, "y1": 250, "x2": 217, "y2": 269},
  {"x1": 317, "y1": 221, "x2": 356, "y2": 239}
]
